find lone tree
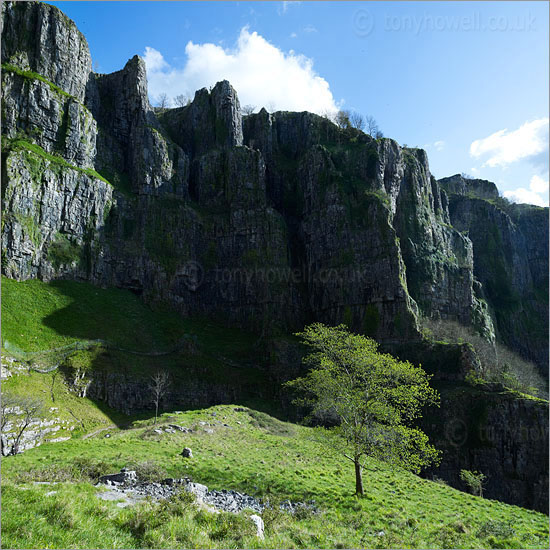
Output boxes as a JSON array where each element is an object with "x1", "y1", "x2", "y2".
[
  {"x1": 285, "y1": 323, "x2": 440, "y2": 496},
  {"x1": 460, "y1": 469, "x2": 487, "y2": 497},
  {"x1": 156, "y1": 93, "x2": 170, "y2": 110},
  {"x1": 1, "y1": 392, "x2": 44, "y2": 455},
  {"x1": 365, "y1": 115, "x2": 381, "y2": 137},
  {"x1": 335, "y1": 109, "x2": 351, "y2": 129},
  {"x1": 149, "y1": 370, "x2": 171, "y2": 424},
  {"x1": 349, "y1": 111, "x2": 365, "y2": 131}
]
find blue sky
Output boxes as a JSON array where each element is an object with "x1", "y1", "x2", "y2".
[{"x1": 51, "y1": 1, "x2": 549, "y2": 205}]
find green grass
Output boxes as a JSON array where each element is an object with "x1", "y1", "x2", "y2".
[
  {"x1": 2, "y1": 62, "x2": 73, "y2": 99},
  {"x1": 1, "y1": 276, "x2": 185, "y2": 353},
  {"x1": 1, "y1": 277, "x2": 263, "y2": 376},
  {"x1": 3, "y1": 138, "x2": 111, "y2": 185},
  {"x1": 4, "y1": 368, "x2": 130, "y2": 436},
  {"x1": 2, "y1": 405, "x2": 548, "y2": 549}
]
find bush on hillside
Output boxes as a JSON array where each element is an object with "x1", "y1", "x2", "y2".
[
  {"x1": 460, "y1": 469, "x2": 487, "y2": 497},
  {"x1": 126, "y1": 459, "x2": 168, "y2": 482}
]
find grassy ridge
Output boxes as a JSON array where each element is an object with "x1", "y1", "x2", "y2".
[
  {"x1": 2, "y1": 405, "x2": 548, "y2": 549},
  {"x1": 3, "y1": 138, "x2": 111, "y2": 185}
]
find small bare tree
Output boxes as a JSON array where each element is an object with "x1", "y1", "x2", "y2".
[
  {"x1": 156, "y1": 93, "x2": 170, "y2": 110},
  {"x1": 1, "y1": 392, "x2": 18, "y2": 432},
  {"x1": 1, "y1": 392, "x2": 44, "y2": 455},
  {"x1": 365, "y1": 115, "x2": 379, "y2": 137},
  {"x1": 242, "y1": 104, "x2": 256, "y2": 116},
  {"x1": 174, "y1": 94, "x2": 190, "y2": 108},
  {"x1": 149, "y1": 370, "x2": 171, "y2": 424},
  {"x1": 349, "y1": 111, "x2": 365, "y2": 131}
]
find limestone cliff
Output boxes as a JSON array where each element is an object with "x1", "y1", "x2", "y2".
[
  {"x1": 1, "y1": 0, "x2": 548, "y2": 513},
  {"x1": 3, "y1": 1, "x2": 546, "y2": 357},
  {"x1": 439, "y1": 174, "x2": 549, "y2": 374},
  {"x1": 422, "y1": 384, "x2": 548, "y2": 513},
  {"x1": 0, "y1": 1, "x2": 511, "y2": 351}
]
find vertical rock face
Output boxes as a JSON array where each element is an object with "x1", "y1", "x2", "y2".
[
  {"x1": 1, "y1": 0, "x2": 92, "y2": 102},
  {"x1": 393, "y1": 151, "x2": 475, "y2": 325},
  {"x1": 1, "y1": 2, "x2": 107, "y2": 282},
  {"x1": 422, "y1": 387, "x2": 549, "y2": 514},
  {"x1": 210, "y1": 80, "x2": 244, "y2": 148},
  {"x1": 1, "y1": 149, "x2": 112, "y2": 282},
  {"x1": 2, "y1": 69, "x2": 97, "y2": 168},
  {"x1": 440, "y1": 175, "x2": 549, "y2": 373},
  {"x1": 294, "y1": 143, "x2": 419, "y2": 341},
  {"x1": 0, "y1": 0, "x2": 544, "y2": 354},
  {"x1": 91, "y1": 55, "x2": 189, "y2": 196},
  {"x1": 159, "y1": 80, "x2": 243, "y2": 158},
  {"x1": 242, "y1": 111, "x2": 494, "y2": 339}
]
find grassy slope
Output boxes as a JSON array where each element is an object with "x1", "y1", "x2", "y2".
[
  {"x1": 1, "y1": 277, "x2": 548, "y2": 548},
  {"x1": 1, "y1": 276, "x2": 185, "y2": 353},
  {"x1": 1, "y1": 277, "x2": 268, "y2": 432},
  {"x1": 2, "y1": 406, "x2": 548, "y2": 549}
]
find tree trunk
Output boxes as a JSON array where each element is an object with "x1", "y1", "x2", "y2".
[
  {"x1": 354, "y1": 459, "x2": 364, "y2": 495},
  {"x1": 154, "y1": 401, "x2": 158, "y2": 425}
]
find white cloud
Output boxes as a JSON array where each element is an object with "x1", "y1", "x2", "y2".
[
  {"x1": 470, "y1": 118, "x2": 549, "y2": 168},
  {"x1": 143, "y1": 28, "x2": 339, "y2": 114},
  {"x1": 503, "y1": 173, "x2": 549, "y2": 207},
  {"x1": 143, "y1": 46, "x2": 169, "y2": 72},
  {"x1": 303, "y1": 24, "x2": 318, "y2": 33},
  {"x1": 290, "y1": 32, "x2": 298, "y2": 38},
  {"x1": 278, "y1": 1, "x2": 301, "y2": 16},
  {"x1": 529, "y1": 174, "x2": 548, "y2": 194},
  {"x1": 470, "y1": 167, "x2": 480, "y2": 175},
  {"x1": 503, "y1": 188, "x2": 547, "y2": 207}
]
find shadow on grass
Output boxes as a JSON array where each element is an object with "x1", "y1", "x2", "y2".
[{"x1": 35, "y1": 279, "x2": 302, "y2": 427}]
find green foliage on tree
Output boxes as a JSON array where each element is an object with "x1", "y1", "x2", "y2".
[
  {"x1": 460, "y1": 469, "x2": 487, "y2": 497},
  {"x1": 285, "y1": 323, "x2": 441, "y2": 495}
]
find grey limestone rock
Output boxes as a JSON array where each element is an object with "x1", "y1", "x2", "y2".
[
  {"x1": 249, "y1": 514, "x2": 265, "y2": 539},
  {"x1": 98, "y1": 468, "x2": 137, "y2": 485},
  {"x1": 1, "y1": 1, "x2": 92, "y2": 102}
]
